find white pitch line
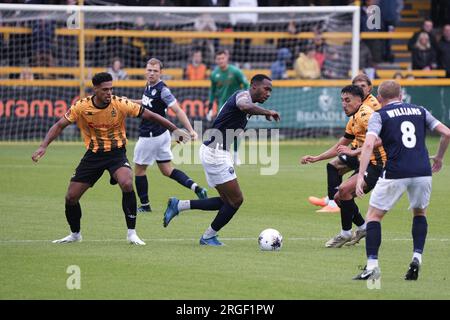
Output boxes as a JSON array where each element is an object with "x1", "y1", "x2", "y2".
[{"x1": 0, "y1": 237, "x2": 449, "y2": 243}]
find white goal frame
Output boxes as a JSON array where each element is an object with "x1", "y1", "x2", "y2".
[{"x1": 0, "y1": 3, "x2": 360, "y2": 79}]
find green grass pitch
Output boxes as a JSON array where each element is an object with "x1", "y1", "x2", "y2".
[{"x1": 1, "y1": 139, "x2": 450, "y2": 299}]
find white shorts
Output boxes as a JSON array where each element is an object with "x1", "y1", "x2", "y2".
[
  {"x1": 369, "y1": 176, "x2": 432, "y2": 211},
  {"x1": 133, "y1": 131, "x2": 173, "y2": 165},
  {"x1": 199, "y1": 144, "x2": 237, "y2": 188}
]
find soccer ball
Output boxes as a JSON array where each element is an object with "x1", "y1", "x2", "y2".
[{"x1": 258, "y1": 228, "x2": 283, "y2": 251}]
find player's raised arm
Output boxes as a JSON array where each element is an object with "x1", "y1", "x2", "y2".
[
  {"x1": 430, "y1": 123, "x2": 450, "y2": 173},
  {"x1": 236, "y1": 74, "x2": 280, "y2": 122},
  {"x1": 32, "y1": 117, "x2": 71, "y2": 162},
  {"x1": 126, "y1": 98, "x2": 142, "y2": 105},
  {"x1": 140, "y1": 108, "x2": 190, "y2": 143},
  {"x1": 300, "y1": 136, "x2": 353, "y2": 164},
  {"x1": 170, "y1": 102, "x2": 198, "y2": 140}
]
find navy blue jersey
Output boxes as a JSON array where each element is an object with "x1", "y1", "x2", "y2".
[
  {"x1": 204, "y1": 90, "x2": 250, "y2": 151},
  {"x1": 139, "y1": 80, "x2": 176, "y2": 137},
  {"x1": 367, "y1": 102, "x2": 440, "y2": 179}
]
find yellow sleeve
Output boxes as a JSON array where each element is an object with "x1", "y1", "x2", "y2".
[
  {"x1": 344, "y1": 118, "x2": 354, "y2": 137},
  {"x1": 64, "y1": 101, "x2": 81, "y2": 123},
  {"x1": 117, "y1": 97, "x2": 144, "y2": 118},
  {"x1": 359, "y1": 105, "x2": 373, "y2": 129}
]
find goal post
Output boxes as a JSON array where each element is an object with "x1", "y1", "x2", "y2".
[{"x1": 0, "y1": 3, "x2": 360, "y2": 141}]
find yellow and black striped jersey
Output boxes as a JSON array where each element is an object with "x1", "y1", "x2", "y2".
[
  {"x1": 345, "y1": 103, "x2": 386, "y2": 167},
  {"x1": 350, "y1": 94, "x2": 381, "y2": 149},
  {"x1": 65, "y1": 95, "x2": 143, "y2": 152},
  {"x1": 363, "y1": 93, "x2": 381, "y2": 111}
]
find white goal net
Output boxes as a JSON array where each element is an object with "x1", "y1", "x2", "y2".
[{"x1": 0, "y1": 4, "x2": 360, "y2": 141}]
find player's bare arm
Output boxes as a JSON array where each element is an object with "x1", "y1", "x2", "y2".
[
  {"x1": 127, "y1": 98, "x2": 142, "y2": 105},
  {"x1": 337, "y1": 136, "x2": 383, "y2": 157},
  {"x1": 171, "y1": 102, "x2": 198, "y2": 140},
  {"x1": 236, "y1": 94, "x2": 280, "y2": 121},
  {"x1": 301, "y1": 136, "x2": 352, "y2": 164},
  {"x1": 140, "y1": 108, "x2": 190, "y2": 143},
  {"x1": 32, "y1": 117, "x2": 71, "y2": 162},
  {"x1": 430, "y1": 123, "x2": 450, "y2": 173}
]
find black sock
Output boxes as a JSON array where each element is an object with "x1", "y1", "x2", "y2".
[
  {"x1": 190, "y1": 197, "x2": 224, "y2": 210},
  {"x1": 122, "y1": 191, "x2": 137, "y2": 229},
  {"x1": 211, "y1": 203, "x2": 239, "y2": 232},
  {"x1": 412, "y1": 216, "x2": 428, "y2": 254},
  {"x1": 352, "y1": 211, "x2": 365, "y2": 227},
  {"x1": 170, "y1": 169, "x2": 195, "y2": 189},
  {"x1": 326, "y1": 163, "x2": 342, "y2": 200},
  {"x1": 65, "y1": 202, "x2": 82, "y2": 233},
  {"x1": 366, "y1": 221, "x2": 381, "y2": 259},
  {"x1": 339, "y1": 198, "x2": 358, "y2": 231},
  {"x1": 135, "y1": 175, "x2": 149, "y2": 205}
]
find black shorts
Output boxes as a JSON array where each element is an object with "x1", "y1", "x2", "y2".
[
  {"x1": 71, "y1": 147, "x2": 131, "y2": 187},
  {"x1": 351, "y1": 163, "x2": 383, "y2": 194},
  {"x1": 338, "y1": 154, "x2": 360, "y2": 171}
]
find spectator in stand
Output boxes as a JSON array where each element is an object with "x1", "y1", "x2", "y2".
[
  {"x1": 107, "y1": 57, "x2": 129, "y2": 81},
  {"x1": 20, "y1": 67, "x2": 34, "y2": 81},
  {"x1": 438, "y1": 24, "x2": 450, "y2": 78},
  {"x1": 313, "y1": 31, "x2": 325, "y2": 69},
  {"x1": 411, "y1": 32, "x2": 438, "y2": 70},
  {"x1": 393, "y1": 72, "x2": 404, "y2": 80},
  {"x1": 379, "y1": 0, "x2": 403, "y2": 62},
  {"x1": 277, "y1": 19, "x2": 300, "y2": 69},
  {"x1": 360, "y1": 41, "x2": 375, "y2": 80},
  {"x1": 184, "y1": 49, "x2": 208, "y2": 80},
  {"x1": 408, "y1": 19, "x2": 439, "y2": 53},
  {"x1": 431, "y1": 0, "x2": 450, "y2": 28},
  {"x1": 271, "y1": 48, "x2": 292, "y2": 80},
  {"x1": 229, "y1": 0, "x2": 258, "y2": 67},
  {"x1": 31, "y1": 16, "x2": 55, "y2": 69},
  {"x1": 361, "y1": 0, "x2": 384, "y2": 64},
  {"x1": 294, "y1": 46, "x2": 321, "y2": 80},
  {"x1": 128, "y1": 16, "x2": 149, "y2": 69},
  {"x1": 193, "y1": 13, "x2": 218, "y2": 68}
]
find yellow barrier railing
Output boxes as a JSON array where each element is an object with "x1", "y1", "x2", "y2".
[
  {"x1": 0, "y1": 26, "x2": 417, "y2": 40},
  {"x1": 1, "y1": 79, "x2": 450, "y2": 88},
  {"x1": 1, "y1": 67, "x2": 446, "y2": 80}
]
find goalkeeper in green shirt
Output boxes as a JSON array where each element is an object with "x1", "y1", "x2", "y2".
[{"x1": 207, "y1": 50, "x2": 249, "y2": 165}]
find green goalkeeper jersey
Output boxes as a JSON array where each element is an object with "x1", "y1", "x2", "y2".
[{"x1": 209, "y1": 64, "x2": 249, "y2": 110}]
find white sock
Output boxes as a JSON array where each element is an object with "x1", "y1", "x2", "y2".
[
  {"x1": 71, "y1": 232, "x2": 81, "y2": 238},
  {"x1": 324, "y1": 196, "x2": 330, "y2": 204},
  {"x1": 357, "y1": 222, "x2": 366, "y2": 231},
  {"x1": 413, "y1": 252, "x2": 422, "y2": 264},
  {"x1": 190, "y1": 183, "x2": 198, "y2": 191},
  {"x1": 177, "y1": 200, "x2": 191, "y2": 212},
  {"x1": 367, "y1": 258, "x2": 379, "y2": 270},
  {"x1": 340, "y1": 230, "x2": 352, "y2": 238},
  {"x1": 202, "y1": 226, "x2": 217, "y2": 239},
  {"x1": 328, "y1": 200, "x2": 338, "y2": 207}
]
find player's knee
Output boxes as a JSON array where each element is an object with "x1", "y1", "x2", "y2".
[
  {"x1": 229, "y1": 195, "x2": 244, "y2": 209},
  {"x1": 119, "y1": 180, "x2": 134, "y2": 192},
  {"x1": 337, "y1": 184, "x2": 352, "y2": 199},
  {"x1": 65, "y1": 194, "x2": 79, "y2": 205},
  {"x1": 333, "y1": 193, "x2": 341, "y2": 207},
  {"x1": 159, "y1": 165, "x2": 173, "y2": 177},
  {"x1": 161, "y1": 169, "x2": 172, "y2": 177}
]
